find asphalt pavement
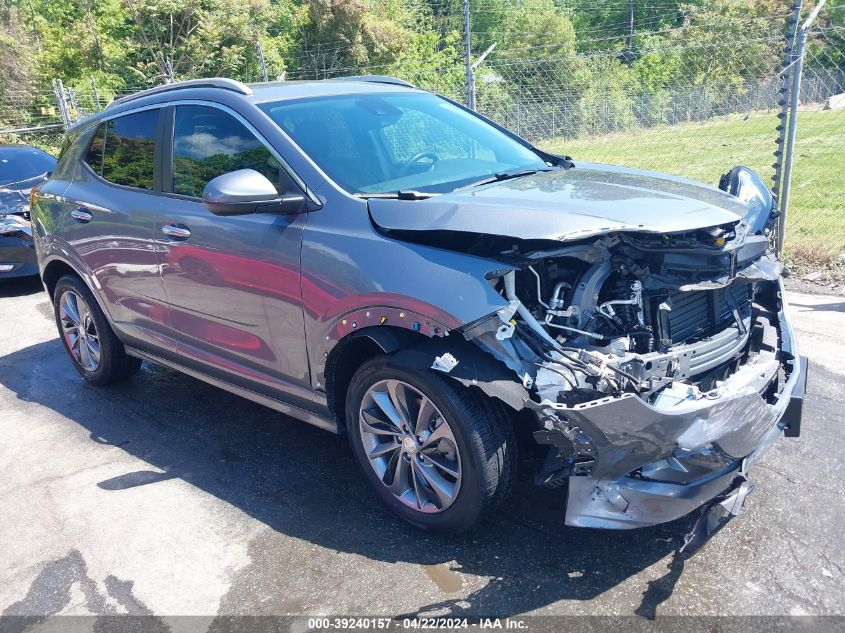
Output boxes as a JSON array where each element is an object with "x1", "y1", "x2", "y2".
[{"x1": 0, "y1": 276, "x2": 843, "y2": 624}]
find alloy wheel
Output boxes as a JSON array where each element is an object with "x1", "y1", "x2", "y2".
[
  {"x1": 358, "y1": 379, "x2": 462, "y2": 513},
  {"x1": 59, "y1": 290, "x2": 101, "y2": 372}
]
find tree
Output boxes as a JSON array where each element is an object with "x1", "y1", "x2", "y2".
[
  {"x1": 294, "y1": 0, "x2": 417, "y2": 78},
  {"x1": 0, "y1": 4, "x2": 36, "y2": 126}
]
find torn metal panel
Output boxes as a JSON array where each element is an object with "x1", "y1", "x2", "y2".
[
  {"x1": 560, "y1": 284, "x2": 807, "y2": 529},
  {"x1": 536, "y1": 355, "x2": 780, "y2": 481},
  {"x1": 390, "y1": 338, "x2": 531, "y2": 411}
]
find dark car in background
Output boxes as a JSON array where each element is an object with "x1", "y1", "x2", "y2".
[
  {"x1": 0, "y1": 145, "x2": 55, "y2": 280},
  {"x1": 31, "y1": 78, "x2": 805, "y2": 550},
  {"x1": 1, "y1": 144, "x2": 56, "y2": 219}
]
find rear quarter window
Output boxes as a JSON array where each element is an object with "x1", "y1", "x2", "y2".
[{"x1": 84, "y1": 125, "x2": 106, "y2": 176}]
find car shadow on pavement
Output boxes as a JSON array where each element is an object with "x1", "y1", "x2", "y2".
[
  {"x1": 0, "y1": 339, "x2": 692, "y2": 618},
  {"x1": 789, "y1": 297, "x2": 845, "y2": 314}
]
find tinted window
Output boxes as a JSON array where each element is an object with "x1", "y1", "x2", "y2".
[
  {"x1": 172, "y1": 105, "x2": 283, "y2": 198},
  {"x1": 0, "y1": 146, "x2": 57, "y2": 187},
  {"x1": 99, "y1": 109, "x2": 159, "y2": 190},
  {"x1": 259, "y1": 92, "x2": 546, "y2": 194}
]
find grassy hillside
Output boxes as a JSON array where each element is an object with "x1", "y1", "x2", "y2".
[{"x1": 540, "y1": 108, "x2": 845, "y2": 264}]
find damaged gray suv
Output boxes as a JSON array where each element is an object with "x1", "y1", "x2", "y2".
[{"x1": 32, "y1": 77, "x2": 806, "y2": 547}]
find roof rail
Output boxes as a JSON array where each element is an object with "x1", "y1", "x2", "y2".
[
  {"x1": 331, "y1": 75, "x2": 416, "y2": 88},
  {"x1": 107, "y1": 78, "x2": 253, "y2": 110}
]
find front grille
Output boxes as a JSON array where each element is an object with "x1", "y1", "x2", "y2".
[{"x1": 664, "y1": 283, "x2": 751, "y2": 344}]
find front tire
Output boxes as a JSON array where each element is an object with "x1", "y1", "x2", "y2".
[
  {"x1": 53, "y1": 275, "x2": 141, "y2": 385},
  {"x1": 346, "y1": 356, "x2": 514, "y2": 533}
]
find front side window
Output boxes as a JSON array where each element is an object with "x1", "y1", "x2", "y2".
[
  {"x1": 172, "y1": 105, "x2": 284, "y2": 198},
  {"x1": 259, "y1": 92, "x2": 547, "y2": 194},
  {"x1": 95, "y1": 109, "x2": 159, "y2": 190}
]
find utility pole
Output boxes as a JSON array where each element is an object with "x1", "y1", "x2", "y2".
[
  {"x1": 624, "y1": 0, "x2": 634, "y2": 63},
  {"x1": 464, "y1": 0, "x2": 475, "y2": 110}
]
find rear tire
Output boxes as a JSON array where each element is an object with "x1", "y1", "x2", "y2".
[
  {"x1": 346, "y1": 355, "x2": 515, "y2": 533},
  {"x1": 53, "y1": 275, "x2": 141, "y2": 385}
]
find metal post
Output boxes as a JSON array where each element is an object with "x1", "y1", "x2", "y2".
[
  {"x1": 52, "y1": 79, "x2": 71, "y2": 130},
  {"x1": 67, "y1": 88, "x2": 80, "y2": 123},
  {"x1": 90, "y1": 76, "x2": 101, "y2": 111},
  {"x1": 470, "y1": 43, "x2": 496, "y2": 113},
  {"x1": 772, "y1": 1, "x2": 804, "y2": 207},
  {"x1": 256, "y1": 41, "x2": 269, "y2": 82},
  {"x1": 777, "y1": 0, "x2": 828, "y2": 257},
  {"x1": 164, "y1": 59, "x2": 175, "y2": 84},
  {"x1": 463, "y1": 0, "x2": 474, "y2": 110}
]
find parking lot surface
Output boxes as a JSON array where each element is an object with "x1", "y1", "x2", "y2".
[{"x1": 1, "y1": 277, "x2": 844, "y2": 620}]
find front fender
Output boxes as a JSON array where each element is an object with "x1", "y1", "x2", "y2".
[{"x1": 301, "y1": 206, "x2": 517, "y2": 392}]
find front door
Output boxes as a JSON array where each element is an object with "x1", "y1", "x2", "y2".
[{"x1": 155, "y1": 104, "x2": 311, "y2": 400}]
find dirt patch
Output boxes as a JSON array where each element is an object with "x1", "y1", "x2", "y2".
[{"x1": 784, "y1": 274, "x2": 845, "y2": 297}]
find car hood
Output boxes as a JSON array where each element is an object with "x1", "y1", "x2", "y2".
[{"x1": 367, "y1": 162, "x2": 751, "y2": 242}]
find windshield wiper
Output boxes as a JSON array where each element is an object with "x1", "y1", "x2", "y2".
[
  {"x1": 455, "y1": 168, "x2": 556, "y2": 192},
  {"x1": 356, "y1": 190, "x2": 435, "y2": 200}
]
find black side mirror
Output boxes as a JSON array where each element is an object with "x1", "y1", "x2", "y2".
[{"x1": 202, "y1": 169, "x2": 306, "y2": 217}]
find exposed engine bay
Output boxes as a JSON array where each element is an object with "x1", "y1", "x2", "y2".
[
  {"x1": 491, "y1": 221, "x2": 781, "y2": 409},
  {"x1": 446, "y1": 214, "x2": 802, "y2": 534}
]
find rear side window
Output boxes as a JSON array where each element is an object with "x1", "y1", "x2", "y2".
[
  {"x1": 172, "y1": 105, "x2": 284, "y2": 198},
  {"x1": 86, "y1": 109, "x2": 160, "y2": 190}
]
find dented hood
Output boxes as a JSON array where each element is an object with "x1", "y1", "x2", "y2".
[{"x1": 368, "y1": 162, "x2": 750, "y2": 242}]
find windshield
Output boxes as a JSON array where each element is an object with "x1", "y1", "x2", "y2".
[
  {"x1": 259, "y1": 92, "x2": 547, "y2": 194},
  {"x1": 0, "y1": 146, "x2": 56, "y2": 187}
]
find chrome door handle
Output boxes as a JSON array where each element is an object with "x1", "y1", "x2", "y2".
[
  {"x1": 161, "y1": 223, "x2": 191, "y2": 239},
  {"x1": 70, "y1": 208, "x2": 93, "y2": 223}
]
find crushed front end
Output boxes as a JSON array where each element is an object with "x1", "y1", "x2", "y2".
[{"x1": 454, "y1": 178, "x2": 806, "y2": 532}]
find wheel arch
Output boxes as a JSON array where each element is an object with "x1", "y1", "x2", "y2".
[
  {"x1": 42, "y1": 257, "x2": 84, "y2": 301},
  {"x1": 325, "y1": 321, "x2": 533, "y2": 436},
  {"x1": 324, "y1": 325, "x2": 426, "y2": 430}
]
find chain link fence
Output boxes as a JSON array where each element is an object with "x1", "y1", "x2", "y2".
[
  {"x1": 2, "y1": 6, "x2": 842, "y2": 270},
  {"x1": 785, "y1": 23, "x2": 845, "y2": 271}
]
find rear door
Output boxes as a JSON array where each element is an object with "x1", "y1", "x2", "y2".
[
  {"x1": 155, "y1": 103, "x2": 311, "y2": 401},
  {"x1": 59, "y1": 108, "x2": 172, "y2": 350}
]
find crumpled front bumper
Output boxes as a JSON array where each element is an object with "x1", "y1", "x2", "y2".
[{"x1": 541, "y1": 283, "x2": 807, "y2": 529}]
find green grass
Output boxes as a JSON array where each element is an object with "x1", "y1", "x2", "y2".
[{"x1": 540, "y1": 108, "x2": 845, "y2": 262}]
